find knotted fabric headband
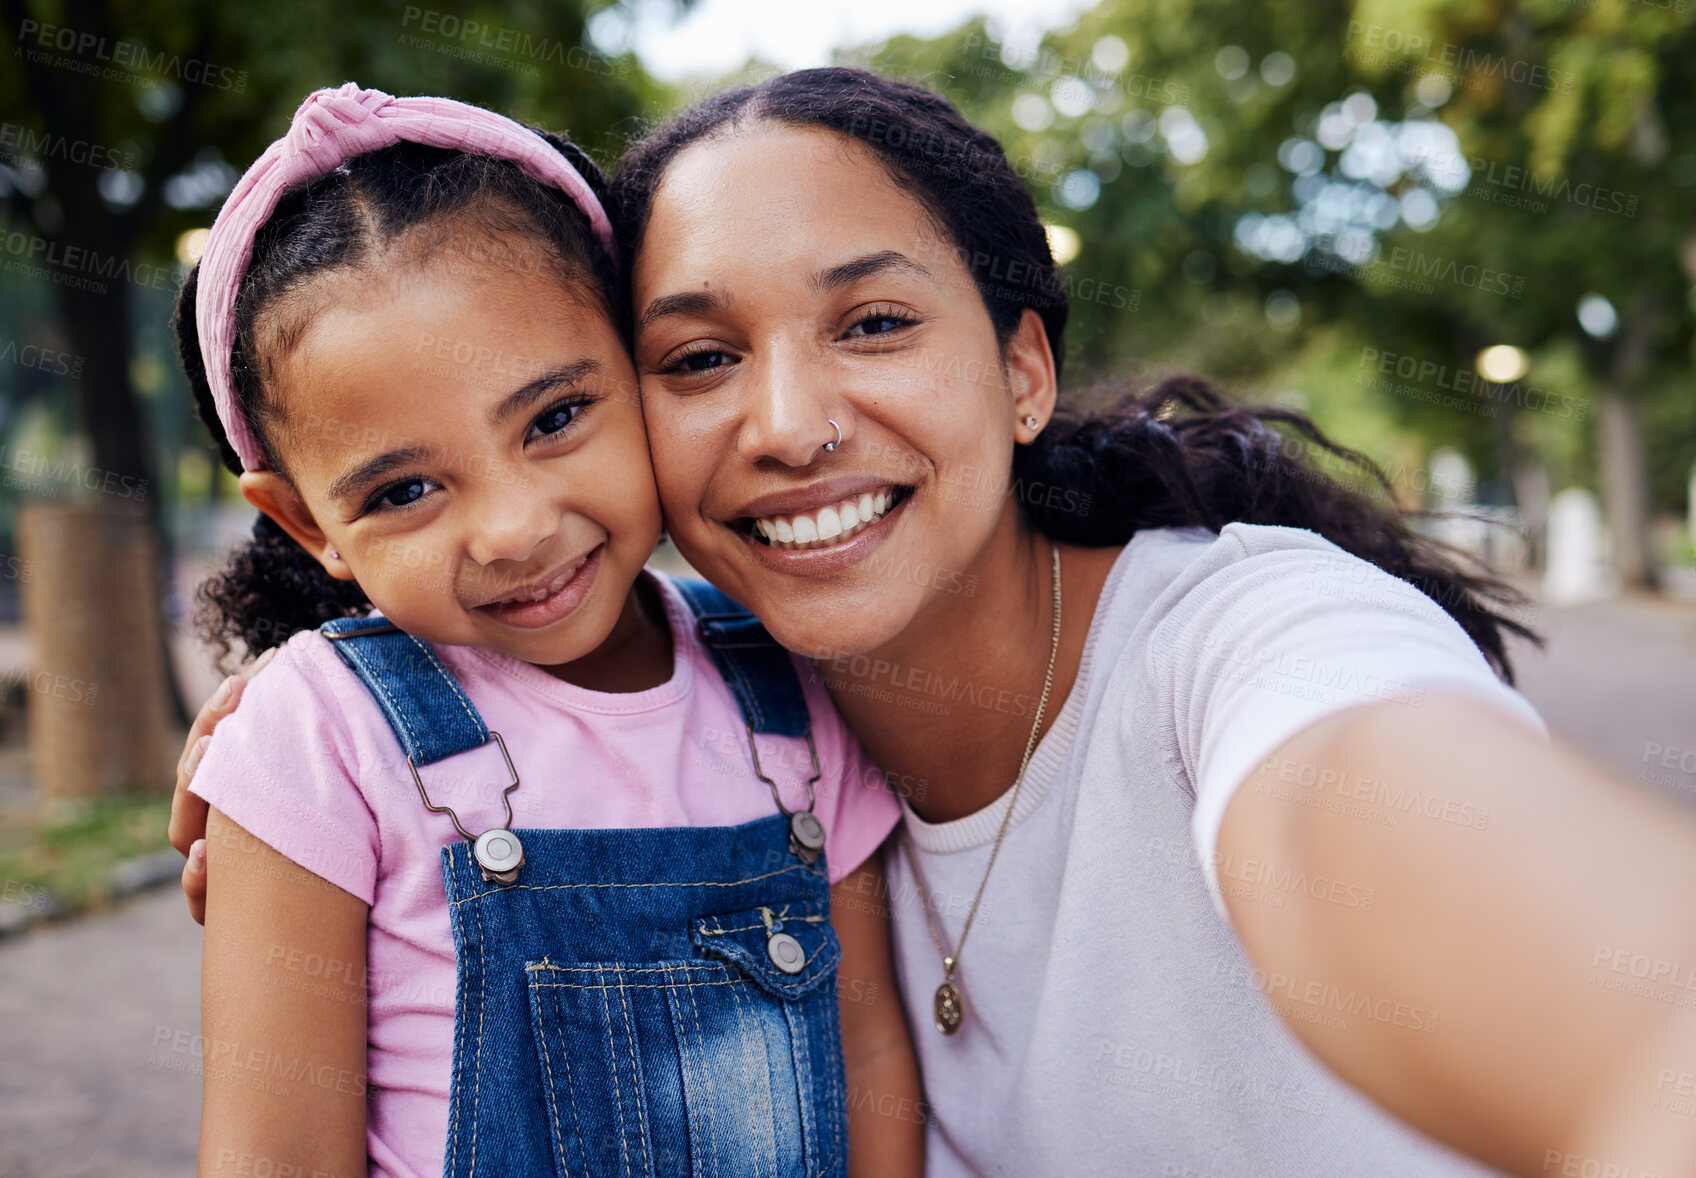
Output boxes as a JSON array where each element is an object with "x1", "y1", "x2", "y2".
[{"x1": 195, "y1": 83, "x2": 616, "y2": 471}]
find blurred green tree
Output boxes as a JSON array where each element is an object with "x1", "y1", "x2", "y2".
[{"x1": 0, "y1": 0, "x2": 652, "y2": 763}]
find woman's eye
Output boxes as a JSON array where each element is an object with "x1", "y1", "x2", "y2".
[
  {"x1": 662, "y1": 347, "x2": 736, "y2": 375},
  {"x1": 372, "y1": 477, "x2": 438, "y2": 512},
  {"x1": 844, "y1": 311, "x2": 915, "y2": 339}
]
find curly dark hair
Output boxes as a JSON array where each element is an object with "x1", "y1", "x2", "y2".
[
  {"x1": 174, "y1": 132, "x2": 619, "y2": 672},
  {"x1": 611, "y1": 67, "x2": 1534, "y2": 679}
]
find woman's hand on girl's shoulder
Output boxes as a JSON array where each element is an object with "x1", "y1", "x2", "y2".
[{"x1": 170, "y1": 645, "x2": 279, "y2": 925}]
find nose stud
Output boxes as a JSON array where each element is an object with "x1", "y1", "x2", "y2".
[{"x1": 824, "y1": 419, "x2": 842, "y2": 453}]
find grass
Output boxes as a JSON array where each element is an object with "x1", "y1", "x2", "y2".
[{"x1": 0, "y1": 791, "x2": 175, "y2": 913}]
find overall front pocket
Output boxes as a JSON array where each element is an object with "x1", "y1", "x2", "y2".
[{"x1": 526, "y1": 905, "x2": 846, "y2": 1178}]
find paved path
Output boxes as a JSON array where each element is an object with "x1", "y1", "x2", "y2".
[
  {"x1": 0, "y1": 888, "x2": 201, "y2": 1177},
  {"x1": 0, "y1": 594, "x2": 1691, "y2": 1174}
]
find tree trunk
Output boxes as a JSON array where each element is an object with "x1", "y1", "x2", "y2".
[
  {"x1": 1596, "y1": 304, "x2": 1659, "y2": 591},
  {"x1": 18, "y1": 501, "x2": 175, "y2": 795}
]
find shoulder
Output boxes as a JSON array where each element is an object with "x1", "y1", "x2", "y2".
[
  {"x1": 1109, "y1": 522, "x2": 1453, "y2": 642},
  {"x1": 203, "y1": 623, "x2": 399, "y2": 776}
]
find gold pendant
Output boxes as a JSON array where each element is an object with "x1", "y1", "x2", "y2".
[
  {"x1": 934, "y1": 981, "x2": 963, "y2": 1033},
  {"x1": 934, "y1": 978, "x2": 963, "y2": 1034}
]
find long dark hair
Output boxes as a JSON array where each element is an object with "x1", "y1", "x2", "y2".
[
  {"x1": 611, "y1": 67, "x2": 1534, "y2": 680},
  {"x1": 175, "y1": 133, "x2": 618, "y2": 671}
]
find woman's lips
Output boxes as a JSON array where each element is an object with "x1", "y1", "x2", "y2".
[
  {"x1": 735, "y1": 487, "x2": 912, "y2": 575},
  {"x1": 474, "y1": 546, "x2": 603, "y2": 629}
]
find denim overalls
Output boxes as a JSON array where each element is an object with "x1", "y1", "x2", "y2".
[{"x1": 320, "y1": 581, "x2": 848, "y2": 1178}]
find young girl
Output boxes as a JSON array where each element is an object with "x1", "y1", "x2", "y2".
[{"x1": 178, "y1": 85, "x2": 923, "y2": 1178}]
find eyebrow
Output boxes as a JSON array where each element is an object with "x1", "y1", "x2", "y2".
[
  {"x1": 637, "y1": 290, "x2": 727, "y2": 333},
  {"x1": 487, "y1": 360, "x2": 600, "y2": 426},
  {"x1": 328, "y1": 445, "x2": 436, "y2": 506},
  {"x1": 813, "y1": 250, "x2": 934, "y2": 292},
  {"x1": 635, "y1": 250, "x2": 935, "y2": 334}
]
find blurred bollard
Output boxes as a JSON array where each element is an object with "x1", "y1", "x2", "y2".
[{"x1": 18, "y1": 501, "x2": 174, "y2": 796}]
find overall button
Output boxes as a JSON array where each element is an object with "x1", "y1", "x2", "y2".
[
  {"x1": 473, "y1": 829, "x2": 525, "y2": 885},
  {"x1": 790, "y1": 811, "x2": 826, "y2": 861},
  {"x1": 767, "y1": 932, "x2": 806, "y2": 974}
]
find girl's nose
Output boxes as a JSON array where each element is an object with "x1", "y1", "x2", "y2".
[{"x1": 464, "y1": 482, "x2": 558, "y2": 568}]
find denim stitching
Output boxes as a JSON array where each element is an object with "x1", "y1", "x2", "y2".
[
  {"x1": 612, "y1": 969, "x2": 654, "y2": 1176},
  {"x1": 530, "y1": 962, "x2": 731, "y2": 978},
  {"x1": 531, "y1": 978, "x2": 747, "y2": 991},
  {"x1": 824, "y1": 988, "x2": 845, "y2": 1170},
  {"x1": 677, "y1": 966, "x2": 722, "y2": 1178},
  {"x1": 446, "y1": 860, "x2": 466, "y2": 1175},
  {"x1": 404, "y1": 632, "x2": 485, "y2": 736},
  {"x1": 449, "y1": 863, "x2": 824, "y2": 907},
  {"x1": 337, "y1": 641, "x2": 425, "y2": 756},
  {"x1": 596, "y1": 965, "x2": 636, "y2": 1178},
  {"x1": 725, "y1": 980, "x2": 774, "y2": 1178},
  {"x1": 530, "y1": 966, "x2": 573, "y2": 1177},
  {"x1": 788, "y1": 998, "x2": 817, "y2": 1177},
  {"x1": 469, "y1": 873, "x2": 488, "y2": 1178},
  {"x1": 552, "y1": 974, "x2": 591, "y2": 1177}
]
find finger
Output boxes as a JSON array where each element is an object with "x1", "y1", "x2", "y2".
[
  {"x1": 168, "y1": 736, "x2": 212, "y2": 857},
  {"x1": 242, "y1": 644, "x2": 280, "y2": 681},
  {"x1": 183, "y1": 838, "x2": 207, "y2": 926}
]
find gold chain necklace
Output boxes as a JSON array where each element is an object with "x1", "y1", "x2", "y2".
[{"x1": 901, "y1": 541, "x2": 1062, "y2": 1034}]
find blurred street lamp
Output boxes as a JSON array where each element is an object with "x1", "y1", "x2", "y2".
[{"x1": 1477, "y1": 344, "x2": 1530, "y2": 383}]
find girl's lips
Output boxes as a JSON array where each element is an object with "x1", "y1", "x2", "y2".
[
  {"x1": 475, "y1": 546, "x2": 603, "y2": 629},
  {"x1": 734, "y1": 487, "x2": 911, "y2": 577}
]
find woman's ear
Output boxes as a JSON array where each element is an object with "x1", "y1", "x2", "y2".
[
  {"x1": 238, "y1": 471, "x2": 355, "y2": 581},
  {"x1": 1006, "y1": 308, "x2": 1059, "y2": 443}
]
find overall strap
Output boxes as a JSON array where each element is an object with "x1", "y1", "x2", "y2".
[
  {"x1": 673, "y1": 579, "x2": 811, "y2": 738},
  {"x1": 318, "y1": 616, "x2": 490, "y2": 766}
]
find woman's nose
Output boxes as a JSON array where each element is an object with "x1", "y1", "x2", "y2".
[{"x1": 736, "y1": 350, "x2": 845, "y2": 468}]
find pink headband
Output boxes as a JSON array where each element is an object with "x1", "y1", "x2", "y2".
[{"x1": 196, "y1": 83, "x2": 616, "y2": 471}]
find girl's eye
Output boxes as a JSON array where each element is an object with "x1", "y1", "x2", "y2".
[
  {"x1": 368, "y1": 476, "x2": 439, "y2": 514},
  {"x1": 843, "y1": 308, "x2": 917, "y2": 339},
  {"x1": 528, "y1": 396, "x2": 592, "y2": 442},
  {"x1": 658, "y1": 345, "x2": 739, "y2": 376}
]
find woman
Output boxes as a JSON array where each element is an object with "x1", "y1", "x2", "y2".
[{"x1": 172, "y1": 68, "x2": 1696, "y2": 1175}]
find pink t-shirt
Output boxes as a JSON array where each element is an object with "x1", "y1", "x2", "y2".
[{"x1": 190, "y1": 570, "x2": 899, "y2": 1178}]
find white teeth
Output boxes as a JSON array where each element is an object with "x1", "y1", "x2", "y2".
[{"x1": 752, "y1": 487, "x2": 901, "y2": 551}]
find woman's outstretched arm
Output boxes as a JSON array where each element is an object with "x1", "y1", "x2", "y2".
[
  {"x1": 200, "y1": 806, "x2": 369, "y2": 1177},
  {"x1": 1219, "y1": 692, "x2": 1696, "y2": 1176}
]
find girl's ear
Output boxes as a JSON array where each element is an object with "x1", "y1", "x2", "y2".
[
  {"x1": 239, "y1": 471, "x2": 355, "y2": 581},
  {"x1": 1006, "y1": 308, "x2": 1058, "y2": 443}
]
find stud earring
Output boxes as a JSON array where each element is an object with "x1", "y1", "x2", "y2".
[
  {"x1": 1023, "y1": 415, "x2": 1040, "y2": 431},
  {"x1": 327, "y1": 549, "x2": 340, "y2": 561}
]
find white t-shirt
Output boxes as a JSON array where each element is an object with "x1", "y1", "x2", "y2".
[{"x1": 879, "y1": 523, "x2": 1543, "y2": 1176}]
